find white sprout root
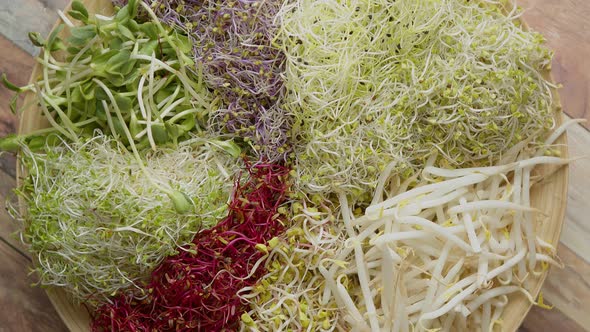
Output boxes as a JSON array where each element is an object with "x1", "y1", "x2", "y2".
[{"x1": 315, "y1": 152, "x2": 566, "y2": 331}]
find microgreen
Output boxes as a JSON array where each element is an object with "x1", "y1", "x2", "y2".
[
  {"x1": 115, "y1": 0, "x2": 292, "y2": 162},
  {"x1": 1, "y1": 0, "x2": 211, "y2": 152}
]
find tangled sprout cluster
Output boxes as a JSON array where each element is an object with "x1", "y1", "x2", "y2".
[
  {"x1": 117, "y1": 0, "x2": 291, "y2": 162},
  {"x1": 92, "y1": 163, "x2": 290, "y2": 331},
  {"x1": 238, "y1": 199, "x2": 344, "y2": 331},
  {"x1": 11, "y1": 134, "x2": 239, "y2": 303},
  {"x1": 278, "y1": 0, "x2": 555, "y2": 201}
]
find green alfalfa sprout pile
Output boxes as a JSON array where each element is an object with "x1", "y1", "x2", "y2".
[
  {"x1": 8, "y1": 133, "x2": 240, "y2": 304},
  {"x1": 279, "y1": 0, "x2": 556, "y2": 202}
]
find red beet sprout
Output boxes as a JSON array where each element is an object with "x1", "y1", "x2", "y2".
[
  {"x1": 114, "y1": 0, "x2": 292, "y2": 162},
  {"x1": 92, "y1": 162, "x2": 290, "y2": 331}
]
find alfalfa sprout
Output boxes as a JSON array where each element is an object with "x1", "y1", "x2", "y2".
[{"x1": 9, "y1": 133, "x2": 240, "y2": 304}]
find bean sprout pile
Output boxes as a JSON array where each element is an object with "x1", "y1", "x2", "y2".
[{"x1": 279, "y1": 0, "x2": 555, "y2": 200}]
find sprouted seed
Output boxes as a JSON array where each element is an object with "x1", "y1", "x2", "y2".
[
  {"x1": 9, "y1": 133, "x2": 239, "y2": 303},
  {"x1": 238, "y1": 198, "x2": 344, "y2": 332},
  {"x1": 91, "y1": 162, "x2": 290, "y2": 331},
  {"x1": 0, "y1": 0, "x2": 571, "y2": 328},
  {"x1": 279, "y1": 0, "x2": 556, "y2": 201},
  {"x1": 115, "y1": 0, "x2": 292, "y2": 162},
  {"x1": 321, "y1": 162, "x2": 565, "y2": 330}
]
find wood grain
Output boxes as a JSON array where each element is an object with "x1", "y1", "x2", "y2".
[
  {"x1": 0, "y1": 35, "x2": 36, "y2": 255},
  {"x1": 0, "y1": 35, "x2": 35, "y2": 178},
  {"x1": 0, "y1": 32, "x2": 66, "y2": 332},
  {"x1": 0, "y1": 238, "x2": 67, "y2": 332},
  {"x1": 559, "y1": 120, "x2": 590, "y2": 262},
  {"x1": 0, "y1": 0, "x2": 69, "y2": 55},
  {"x1": 539, "y1": 244, "x2": 590, "y2": 328},
  {"x1": 519, "y1": 0, "x2": 590, "y2": 130},
  {"x1": 517, "y1": 116, "x2": 590, "y2": 330},
  {"x1": 520, "y1": 306, "x2": 586, "y2": 332},
  {"x1": 0, "y1": 168, "x2": 28, "y2": 256}
]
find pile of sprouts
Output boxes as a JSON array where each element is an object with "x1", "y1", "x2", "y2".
[
  {"x1": 92, "y1": 162, "x2": 290, "y2": 331},
  {"x1": 237, "y1": 120, "x2": 574, "y2": 331},
  {"x1": 278, "y1": 0, "x2": 555, "y2": 200},
  {"x1": 238, "y1": 199, "x2": 344, "y2": 331},
  {"x1": 10, "y1": 134, "x2": 239, "y2": 303},
  {"x1": 0, "y1": 0, "x2": 572, "y2": 328},
  {"x1": 117, "y1": 0, "x2": 292, "y2": 162},
  {"x1": 3, "y1": 0, "x2": 212, "y2": 152}
]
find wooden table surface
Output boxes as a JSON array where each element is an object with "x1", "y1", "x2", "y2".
[{"x1": 0, "y1": 0, "x2": 588, "y2": 331}]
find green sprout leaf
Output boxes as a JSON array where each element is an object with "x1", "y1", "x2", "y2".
[
  {"x1": 28, "y1": 32, "x2": 45, "y2": 47},
  {"x1": 71, "y1": 0, "x2": 89, "y2": 20},
  {"x1": 1, "y1": 73, "x2": 21, "y2": 92}
]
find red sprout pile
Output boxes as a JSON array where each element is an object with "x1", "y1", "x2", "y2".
[
  {"x1": 114, "y1": 0, "x2": 292, "y2": 162},
  {"x1": 92, "y1": 162, "x2": 290, "y2": 332}
]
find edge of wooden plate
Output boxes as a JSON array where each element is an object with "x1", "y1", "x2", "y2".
[{"x1": 16, "y1": 1, "x2": 569, "y2": 331}]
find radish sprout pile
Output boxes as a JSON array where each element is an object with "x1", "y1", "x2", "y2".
[
  {"x1": 10, "y1": 134, "x2": 239, "y2": 303},
  {"x1": 279, "y1": 0, "x2": 555, "y2": 200}
]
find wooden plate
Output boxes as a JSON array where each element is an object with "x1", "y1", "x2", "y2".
[{"x1": 16, "y1": 0, "x2": 569, "y2": 331}]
